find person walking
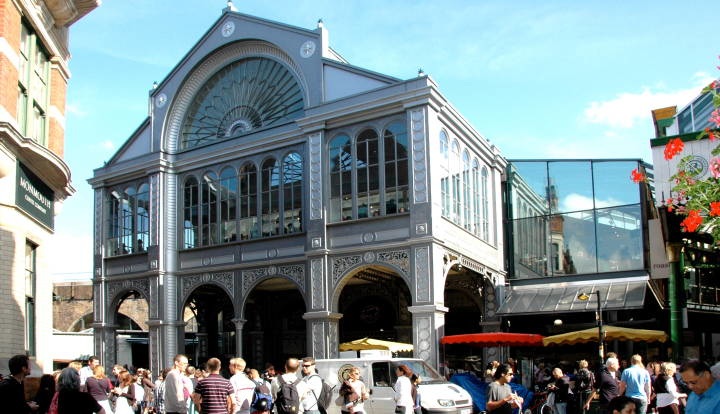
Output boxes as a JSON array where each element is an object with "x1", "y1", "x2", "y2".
[
  {"x1": 79, "y1": 356, "x2": 101, "y2": 392},
  {"x1": 338, "y1": 365, "x2": 369, "y2": 414},
  {"x1": 585, "y1": 357, "x2": 621, "y2": 414},
  {"x1": 679, "y1": 359, "x2": 720, "y2": 414},
  {"x1": 301, "y1": 356, "x2": 324, "y2": 414},
  {"x1": 229, "y1": 357, "x2": 256, "y2": 414},
  {"x1": 654, "y1": 362, "x2": 686, "y2": 414},
  {"x1": 85, "y1": 365, "x2": 114, "y2": 414},
  {"x1": 165, "y1": 354, "x2": 190, "y2": 414},
  {"x1": 192, "y1": 357, "x2": 235, "y2": 414},
  {"x1": 485, "y1": 363, "x2": 523, "y2": 414},
  {"x1": 575, "y1": 360, "x2": 596, "y2": 414},
  {"x1": 548, "y1": 367, "x2": 572, "y2": 414},
  {"x1": 620, "y1": 355, "x2": 652, "y2": 414},
  {"x1": 394, "y1": 364, "x2": 415, "y2": 414},
  {"x1": 113, "y1": 369, "x2": 138, "y2": 414}
]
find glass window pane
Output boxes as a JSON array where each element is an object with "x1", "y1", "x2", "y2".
[
  {"x1": 510, "y1": 162, "x2": 550, "y2": 218},
  {"x1": 593, "y1": 161, "x2": 640, "y2": 207},
  {"x1": 548, "y1": 161, "x2": 593, "y2": 214},
  {"x1": 555, "y1": 209, "x2": 598, "y2": 275},
  {"x1": 596, "y1": 204, "x2": 643, "y2": 272}
]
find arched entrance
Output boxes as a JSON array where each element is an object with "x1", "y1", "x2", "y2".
[
  {"x1": 183, "y1": 284, "x2": 235, "y2": 367},
  {"x1": 112, "y1": 290, "x2": 149, "y2": 369},
  {"x1": 242, "y1": 277, "x2": 306, "y2": 371},
  {"x1": 338, "y1": 267, "x2": 413, "y2": 346},
  {"x1": 443, "y1": 267, "x2": 485, "y2": 336}
]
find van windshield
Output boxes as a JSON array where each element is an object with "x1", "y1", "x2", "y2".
[{"x1": 395, "y1": 360, "x2": 446, "y2": 384}]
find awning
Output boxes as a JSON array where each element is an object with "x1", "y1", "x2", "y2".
[
  {"x1": 543, "y1": 326, "x2": 667, "y2": 346},
  {"x1": 497, "y1": 275, "x2": 649, "y2": 315},
  {"x1": 339, "y1": 337, "x2": 413, "y2": 352},
  {"x1": 441, "y1": 332, "x2": 544, "y2": 347}
]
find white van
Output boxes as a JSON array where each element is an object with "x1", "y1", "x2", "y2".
[{"x1": 314, "y1": 358, "x2": 473, "y2": 414}]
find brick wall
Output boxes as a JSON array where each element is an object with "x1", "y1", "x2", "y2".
[{"x1": 0, "y1": 0, "x2": 21, "y2": 122}]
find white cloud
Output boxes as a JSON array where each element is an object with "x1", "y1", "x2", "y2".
[
  {"x1": 561, "y1": 193, "x2": 626, "y2": 212},
  {"x1": 65, "y1": 103, "x2": 87, "y2": 117},
  {"x1": 99, "y1": 140, "x2": 115, "y2": 151},
  {"x1": 583, "y1": 73, "x2": 716, "y2": 129}
]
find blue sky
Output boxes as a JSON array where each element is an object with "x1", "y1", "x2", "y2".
[{"x1": 52, "y1": 0, "x2": 719, "y2": 280}]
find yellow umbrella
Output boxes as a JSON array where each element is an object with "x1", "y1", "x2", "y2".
[
  {"x1": 339, "y1": 337, "x2": 414, "y2": 352},
  {"x1": 543, "y1": 326, "x2": 668, "y2": 346}
]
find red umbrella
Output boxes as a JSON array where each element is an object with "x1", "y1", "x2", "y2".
[{"x1": 441, "y1": 332, "x2": 544, "y2": 347}]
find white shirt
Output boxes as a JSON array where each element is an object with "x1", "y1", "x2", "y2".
[
  {"x1": 656, "y1": 376, "x2": 683, "y2": 408},
  {"x1": 394, "y1": 376, "x2": 414, "y2": 412},
  {"x1": 301, "y1": 374, "x2": 323, "y2": 411},
  {"x1": 230, "y1": 372, "x2": 257, "y2": 414},
  {"x1": 79, "y1": 366, "x2": 93, "y2": 386}
]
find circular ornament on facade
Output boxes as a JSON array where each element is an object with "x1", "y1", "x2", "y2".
[
  {"x1": 487, "y1": 309, "x2": 495, "y2": 317},
  {"x1": 155, "y1": 93, "x2": 168, "y2": 108},
  {"x1": 300, "y1": 40, "x2": 316, "y2": 58},
  {"x1": 682, "y1": 155, "x2": 709, "y2": 178},
  {"x1": 362, "y1": 232, "x2": 376, "y2": 243},
  {"x1": 363, "y1": 252, "x2": 376, "y2": 263},
  {"x1": 221, "y1": 21, "x2": 235, "y2": 37},
  {"x1": 202, "y1": 257, "x2": 211, "y2": 266}
]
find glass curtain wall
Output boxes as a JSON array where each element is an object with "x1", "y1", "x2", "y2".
[{"x1": 508, "y1": 160, "x2": 645, "y2": 279}]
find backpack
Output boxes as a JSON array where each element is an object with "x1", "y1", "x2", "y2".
[
  {"x1": 252, "y1": 380, "x2": 274, "y2": 412},
  {"x1": 575, "y1": 369, "x2": 593, "y2": 392},
  {"x1": 308, "y1": 374, "x2": 334, "y2": 410},
  {"x1": 276, "y1": 375, "x2": 302, "y2": 414}
]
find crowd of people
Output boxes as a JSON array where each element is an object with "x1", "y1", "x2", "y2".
[
  {"x1": 0, "y1": 353, "x2": 424, "y2": 414},
  {"x1": 475, "y1": 352, "x2": 720, "y2": 414}
]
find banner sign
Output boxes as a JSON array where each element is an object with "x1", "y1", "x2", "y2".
[{"x1": 16, "y1": 162, "x2": 54, "y2": 229}]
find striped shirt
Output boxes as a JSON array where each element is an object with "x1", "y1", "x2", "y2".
[{"x1": 194, "y1": 373, "x2": 234, "y2": 414}]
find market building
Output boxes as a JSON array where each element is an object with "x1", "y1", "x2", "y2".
[
  {"x1": 89, "y1": 6, "x2": 508, "y2": 372},
  {"x1": 0, "y1": 0, "x2": 99, "y2": 374}
]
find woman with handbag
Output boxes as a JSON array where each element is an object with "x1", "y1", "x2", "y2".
[
  {"x1": 113, "y1": 370, "x2": 138, "y2": 414},
  {"x1": 393, "y1": 365, "x2": 414, "y2": 414}
]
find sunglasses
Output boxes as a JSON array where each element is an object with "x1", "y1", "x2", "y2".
[{"x1": 303, "y1": 364, "x2": 314, "y2": 368}]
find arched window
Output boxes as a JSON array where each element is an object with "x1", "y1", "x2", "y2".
[
  {"x1": 261, "y1": 158, "x2": 280, "y2": 236},
  {"x1": 201, "y1": 171, "x2": 219, "y2": 246},
  {"x1": 136, "y1": 183, "x2": 149, "y2": 252},
  {"x1": 356, "y1": 129, "x2": 380, "y2": 218},
  {"x1": 238, "y1": 163, "x2": 258, "y2": 240},
  {"x1": 121, "y1": 187, "x2": 135, "y2": 254},
  {"x1": 220, "y1": 167, "x2": 237, "y2": 242},
  {"x1": 440, "y1": 130, "x2": 450, "y2": 218},
  {"x1": 482, "y1": 166, "x2": 490, "y2": 241},
  {"x1": 282, "y1": 152, "x2": 303, "y2": 233},
  {"x1": 451, "y1": 140, "x2": 461, "y2": 224},
  {"x1": 462, "y1": 150, "x2": 471, "y2": 230},
  {"x1": 384, "y1": 121, "x2": 408, "y2": 214},
  {"x1": 329, "y1": 134, "x2": 353, "y2": 222},
  {"x1": 472, "y1": 159, "x2": 481, "y2": 236},
  {"x1": 183, "y1": 176, "x2": 199, "y2": 248}
]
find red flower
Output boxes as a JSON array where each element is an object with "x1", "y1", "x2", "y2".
[
  {"x1": 705, "y1": 128, "x2": 719, "y2": 142},
  {"x1": 664, "y1": 138, "x2": 684, "y2": 160},
  {"x1": 711, "y1": 202, "x2": 720, "y2": 217},
  {"x1": 630, "y1": 168, "x2": 646, "y2": 183},
  {"x1": 681, "y1": 210, "x2": 703, "y2": 233},
  {"x1": 711, "y1": 109, "x2": 720, "y2": 128}
]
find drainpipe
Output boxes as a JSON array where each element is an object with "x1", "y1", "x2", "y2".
[{"x1": 666, "y1": 242, "x2": 683, "y2": 361}]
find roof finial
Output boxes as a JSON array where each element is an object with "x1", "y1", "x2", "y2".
[
  {"x1": 317, "y1": 18, "x2": 324, "y2": 29},
  {"x1": 225, "y1": 0, "x2": 238, "y2": 12},
  {"x1": 418, "y1": 68, "x2": 425, "y2": 77},
  {"x1": 152, "y1": 81, "x2": 158, "y2": 89}
]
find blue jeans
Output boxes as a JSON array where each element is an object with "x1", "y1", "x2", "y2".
[
  {"x1": 631, "y1": 397, "x2": 648, "y2": 414},
  {"x1": 555, "y1": 402, "x2": 567, "y2": 414}
]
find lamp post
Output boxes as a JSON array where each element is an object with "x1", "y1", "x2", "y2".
[{"x1": 578, "y1": 290, "x2": 604, "y2": 369}]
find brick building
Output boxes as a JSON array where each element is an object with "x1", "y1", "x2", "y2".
[{"x1": 0, "y1": 0, "x2": 98, "y2": 374}]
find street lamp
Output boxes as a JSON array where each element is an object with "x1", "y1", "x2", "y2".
[{"x1": 578, "y1": 290, "x2": 604, "y2": 369}]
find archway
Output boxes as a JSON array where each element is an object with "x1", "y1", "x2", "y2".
[
  {"x1": 337, "y1": 266, "x2": 412, "y2": 346},
  {"x1": 112, "y1": 290, "x2": 149, "y2": 369},
  {"x1": 443, "y1": 267, "x2": 485, "y2": 372},
  {"x1": 183, "y1": 284, "x2": 235, "y2": 368},
  {"x1": 242, "y1": 277, "x2": 306, "y2": 372}
]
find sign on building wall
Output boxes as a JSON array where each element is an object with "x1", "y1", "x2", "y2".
[
  {"x1": 16, "y1": 162, "x2": 54, "y2": 229},
  {"x1": 648, "y1": 218, "x2": 670, "y2": 279}
]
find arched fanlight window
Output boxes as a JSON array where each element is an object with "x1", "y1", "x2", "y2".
[
  {"x1": 181, "y1": 57, "x2": 304, "y2": 149},
  {"x1": 440, "y1": 130, "x2": 450, "y2": 218}
]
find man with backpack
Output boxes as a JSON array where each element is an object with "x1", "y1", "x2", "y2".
[
  {"x1": 301, "y1": 357, "x2": 333, "y2": 414},
  {"x1": 271, "y1": 358, "x2": 308, "y2": 414}
]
